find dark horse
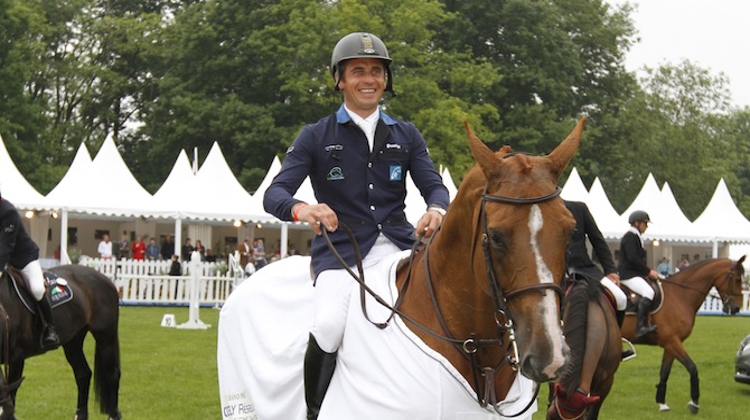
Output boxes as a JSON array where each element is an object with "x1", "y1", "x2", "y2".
[
  {"x1": 621, "y1": 256, "x2": 745, "y2": 413},
  {"x1": 0, "y1": 264, "x2": 121, "y2": 420},
  {"x1": 547, "y1": 278, "x2": 621, "y2": 420},
  {"x1": 393, "y1": 117, "x2": 586, "y2": 412}
]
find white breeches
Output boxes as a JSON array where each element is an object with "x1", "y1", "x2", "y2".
[
  {"x1": 599, "y1": 277, "x2": 627, "y2": 310},
  {"x1": 20, "y1": 259, "x2": 46, "y2": 301},
  {"x1": 620, "y1": 276, "x2": 655, "y2": 300},
  {"x1": 312, "y1": 234, "x2": 401, "y2": 353}
]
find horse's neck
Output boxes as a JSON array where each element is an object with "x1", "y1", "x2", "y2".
[{"x1": 671, "y1": 264, "x2": 722, "y2": 308}]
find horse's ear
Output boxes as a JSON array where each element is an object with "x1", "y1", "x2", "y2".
[
  {"x1": 465, "y1": 121, "x2": 502, "y2": 178},
  {"x1": 545, "y1": 116, "x2": 586, "y2": 180},
  {"x1": 738, "y1": 255, "x2": 746, "y2": 265}
]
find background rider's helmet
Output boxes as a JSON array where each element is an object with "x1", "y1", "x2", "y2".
[
  {"x1": 330, "y1": 32, "x2": 395, "y2": 95},
  {"x1": 628, "y1": 210, "x2": 651, "y2": 225}
]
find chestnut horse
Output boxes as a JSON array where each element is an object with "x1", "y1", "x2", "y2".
[
  {"x1": 218, "y1": 117, "x2": 586, "y2": 419},
  {"x1": 390, "y1": 118, "x2": 585, "y2": 411},
  {"x1": 547, "y1": 278, "x2": 621, "y2": 420},
  {"x1": 621, "y1": 256, "x2": 745, "y2": 413},
  {"x1": 0, "y1": 265, "x2": 121, "y2": 420}
]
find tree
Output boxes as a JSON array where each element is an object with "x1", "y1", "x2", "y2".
[{"x1": 602, "y1": 60, "x2": 738, "y2": 219}]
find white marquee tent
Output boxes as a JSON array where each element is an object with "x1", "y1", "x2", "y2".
[{"x1": 4, "y1": 130, "x2": 750, "y2": 264}]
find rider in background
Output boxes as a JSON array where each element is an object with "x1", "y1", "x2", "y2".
[
  {"x1": 0, "y1": 190, "x2": 61, "y2": 349},
  {"x1": 618, "y1": 210, "x2": 659, "y2": 337},
  {"x1": 264, "y1": 32, "x2": 449, "y2": 420},
  {"x1": 564, "y1": 201, "x2": 628, "y2": 326}
]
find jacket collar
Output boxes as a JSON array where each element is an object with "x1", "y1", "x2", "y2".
[{"x1": 335, "y1": 104, "x2": 397, "y2": 126}]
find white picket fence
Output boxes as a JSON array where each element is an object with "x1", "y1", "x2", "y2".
[
  {"x1": 78, "y1": 254, "x2": 244, "y2": 306},
  {"x1": 67, "y1": 257, "x2": 750, "y2": 312}
]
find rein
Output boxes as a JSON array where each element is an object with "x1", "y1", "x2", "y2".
[
  {"x1": 661, "y1": 260, "x2": 740, "y2": 309},
  {"x1": 320, "y1": 185, "x2": 564, "y2": 416}
]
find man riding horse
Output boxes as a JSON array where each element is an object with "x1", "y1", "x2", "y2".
[
  {"x1": 263, "y1": 32, "x2": 450, "y2": 419},
  {"x1": 0, "y1": 189, "x2": 60, "y2": 349}
]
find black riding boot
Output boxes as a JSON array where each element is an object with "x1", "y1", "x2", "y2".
[
  {"x1": 37, "y1": 297, "x2": 61, "y2": 350},
  {"x1": 304, "y1": 334, "x2": 337, "y2": 420},
  {"x1": 636, "y1": 298, "x2": 657, "y2": 337}
]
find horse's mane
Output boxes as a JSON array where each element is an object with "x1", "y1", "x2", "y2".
[
  {"x1": 665, "y1": 258, "x2": 726, "y2": 282},
  {"x1": 559, "y1": 279, "x2": 601, "y2": 394}
]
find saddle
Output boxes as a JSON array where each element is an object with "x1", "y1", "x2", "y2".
[
  {"x1": 621, "y1": 279, "x2": 664, "y2": 314},
  {"x1": 5, "y1": 266, "x2": 74, "y2": 313}
]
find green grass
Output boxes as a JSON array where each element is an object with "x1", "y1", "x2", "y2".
[
  {"x1": 17, "y1": 306, "x2": 220, "y2": 419},
  {"x1": 14, "y1": 308, "x2": 750, "y2": 419},
  {"x1": 534, "y1": 315, "x2": 750, "y2": 419}
]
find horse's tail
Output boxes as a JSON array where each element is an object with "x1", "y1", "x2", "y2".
[
  {"x1": 94, "y1": 331, "x2": 121, "y2": 416},
  {"x1": 558, "y1": 279, "x2": 597, "y2": 394}
]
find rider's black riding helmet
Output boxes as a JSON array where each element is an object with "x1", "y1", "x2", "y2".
[
  {"x1": 330, "y1": 32, "x2": 395, "y2": 96},
  {"x1": 628, "y1": 210, "x2": 651, "y2": 225}
]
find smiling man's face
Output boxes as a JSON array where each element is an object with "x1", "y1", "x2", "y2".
[{"x1": 337, "y1": 57, "x2": 386, "y2": 117}]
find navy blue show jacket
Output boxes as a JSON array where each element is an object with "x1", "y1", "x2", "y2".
[{"x1": 264, "y1": 105, "x2": 450, "y2": 278}]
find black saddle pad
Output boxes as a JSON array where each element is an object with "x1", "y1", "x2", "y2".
[{"x1": 10, "y1": 270, "x2": 74, "y2": 312}]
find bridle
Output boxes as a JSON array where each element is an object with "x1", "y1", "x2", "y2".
[
  {"x1": 322, "y1": 185, "x2": 565, "y2": 416},
  {"x1": 715, "y1": 261, "x2": 742, "y2": 313}
]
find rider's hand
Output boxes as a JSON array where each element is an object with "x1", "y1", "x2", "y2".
[
  {"x1": 294, "y1": 203, "x2": 338, "y2": 235},
  {"x1": 415, "y1": 210, "x2": 443, "y2": 240},
  {"x1": 606, "y1": 272, "x2": 620, "y2": 286}
]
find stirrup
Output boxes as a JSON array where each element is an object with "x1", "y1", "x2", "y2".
[{"x1": 621, "y1": 338, "x2": 636, "y2": 361}]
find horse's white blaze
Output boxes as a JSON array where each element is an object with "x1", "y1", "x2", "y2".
[{"x1": 528, "y1": 204, "x2": 567, "y2": 376}]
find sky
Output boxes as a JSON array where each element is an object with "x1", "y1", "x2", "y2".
[{"x1": 606, "y1": 0, "x2": 750, "y2": 108}]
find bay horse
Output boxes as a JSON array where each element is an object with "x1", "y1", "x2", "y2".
[
  {"x1": 0, "y1": 264, "x2": 122, "y2": 420},
  {"x1": 547, "y1": 278, "x2": 621, "y2": 420},
  {"x1": 621, "y1": 256, "x2": 746, "y2": 413},
  {"x1": 218, "y1": 117, "x2": 587, "y2": 419}
]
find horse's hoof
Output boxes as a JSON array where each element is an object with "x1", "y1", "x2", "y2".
[
  {"x1": 658, "y1": 403, "x2": 670, "y2": 412},
  {"x1": 688, "y1": 401, "x2": 699, "y2": 414}
]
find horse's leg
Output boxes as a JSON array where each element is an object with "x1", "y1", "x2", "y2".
[
  {"x1": 661, "y1": 340, "x2": 699, "y2": 413},
  {"x1": 62, "y1": 329, "x2": 92, "y2": 420},
  {"x1": 655, "y1": 351, "x2": 675, "y2": 411},
  {"x1": 8, "y1": 360, "x2": 25, "y2": 406},
  {"x1": 675, "y1": 352, "x2": 700, "y2": 413}
]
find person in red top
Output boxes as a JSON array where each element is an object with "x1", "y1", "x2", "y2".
[{"x1": 131, "y1": 235, "x2": 146, "y2": 260}]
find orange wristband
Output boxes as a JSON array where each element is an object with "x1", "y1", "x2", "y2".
[{"x1": 292, "y1": 203, "x2": 307, "y2": 222}]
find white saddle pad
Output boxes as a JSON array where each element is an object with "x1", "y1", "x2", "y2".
[{"x1": 218, "y1": 254, "x2": 537, "y2": 420}]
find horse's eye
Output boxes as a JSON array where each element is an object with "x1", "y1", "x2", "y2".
[{"x1": 488, "y1": 231, "x2": 505, "y2": 249}]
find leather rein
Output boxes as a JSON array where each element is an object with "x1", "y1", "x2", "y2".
[{"x1": 321, "y1": 185, "x2": 564, "y2": 416}]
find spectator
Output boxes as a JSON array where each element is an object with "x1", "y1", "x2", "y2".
[
  {"x1": 98, "y1": 233, "x2": 113, "y2": 259},
  {"x1": 146, "y1": 238, "x2": 160, "y2": 261},
  {"x1": 161, "y1": 234, "x2": 175, "y2": 261},
  {"x1": 181, "y1": 238, "x2": 193, "y2": 261},
  {"x1": 117, "y1": 233, "x2": 130, "y2": 260},
  {"x1": 253, "y1": 239, "x2": 267, "y2": 269},
  {"x1": 132, "y1": 235, "x2": 146, "y2": 260},
  {"x1": 657, "y1": 257, "x2": 672, "y2": 277},
  {"x1": 194, "y1": 239, "x2": 206, "y2": 261},
  {"x1": 168, "y1": 254, "x2": 182, "y2": 276}
]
